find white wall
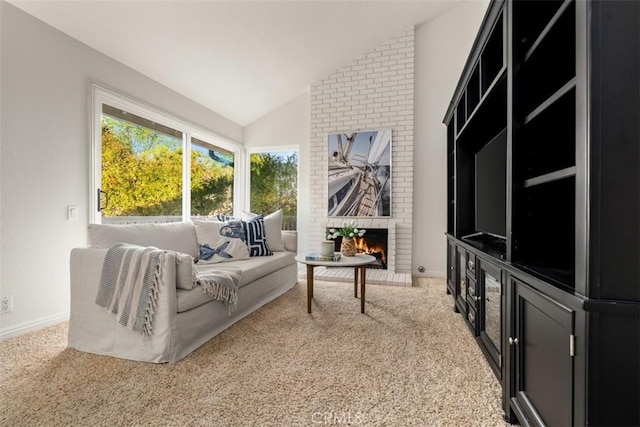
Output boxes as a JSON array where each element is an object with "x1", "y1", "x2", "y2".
[
  {"x1": 0, "y1": 2, "x2": 243, "y2": 339},
  {"x1": 413, "y1": 0, "x2": 489, "y2": 277},
  {"x1": 244, "y1": 92, "x2": 311, "y2": 254}
]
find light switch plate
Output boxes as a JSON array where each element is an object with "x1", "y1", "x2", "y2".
[{"x1": 68, "y1": 205, "x2": 79, "y2": 221}]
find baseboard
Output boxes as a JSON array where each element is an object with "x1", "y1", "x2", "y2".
[
  {"x1": 414, "y1": 270, "x2": 446, "y2": 278},
  {"x1": 0, "y1": 311, "x2": 69, "y2": 342}
]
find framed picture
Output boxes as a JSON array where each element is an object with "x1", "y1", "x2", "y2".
[{"x1": 327, "y1": 129, "x2": 391, "y2": 217}]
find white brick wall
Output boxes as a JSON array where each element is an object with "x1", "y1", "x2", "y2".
[{"x1": 309, "y1": 27, "x2": 415, "y2": 275}]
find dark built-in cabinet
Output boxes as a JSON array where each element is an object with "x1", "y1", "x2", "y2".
[{"x1": 443, "y1": 1, "x2": 639, "y2": 425}]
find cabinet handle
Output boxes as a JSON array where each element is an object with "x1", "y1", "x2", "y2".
[
  {"x1": 474, "y1": 296, "x2": 480, "y2": 302},
  {"x1": 508, "y1": 337, "x2": 519, "y2": 346}
]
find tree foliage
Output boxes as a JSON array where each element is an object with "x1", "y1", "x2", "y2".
[
  {"x1": 101, "y1": 116, "x2": 233, "y2": 217},
  {"x1": 101, "y1": 117, "x2": 297, "y2": 227},
  {"x1": 250, "y1": 152, "x2": 298, "y2": 228}
]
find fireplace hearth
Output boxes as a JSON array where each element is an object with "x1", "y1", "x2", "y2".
[{"x1": 330, "y1": 228, "x2": 388, "y2": 269}]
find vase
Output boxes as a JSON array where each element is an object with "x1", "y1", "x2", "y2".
[
  {"x1": 340, "y1": 237, "x2": 357, "y2": 257},
  {"x1": 321, "y1": 240, "x2": 335, "y2": 258}
]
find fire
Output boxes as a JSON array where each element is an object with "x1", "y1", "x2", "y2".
[{"x1": 354, "y1": 236, "x2": 387, "y2": 267}]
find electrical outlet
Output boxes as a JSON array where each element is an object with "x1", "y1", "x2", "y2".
[{"x1": 1, "y1": 296, "x2": 13, "y2": 314}]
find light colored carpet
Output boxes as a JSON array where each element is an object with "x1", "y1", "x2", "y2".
[{"x1": 0, "y1": 278, "x2": 509, "y2": 426}]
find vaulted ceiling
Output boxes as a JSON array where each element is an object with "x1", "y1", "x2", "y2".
[{"x1": 9, "y1": 0, "x2": 462, "y2": 126}]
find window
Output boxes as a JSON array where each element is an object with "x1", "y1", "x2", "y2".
[
  {"x1": 101, "y1": 105, "x2": 184, "y2": 223},
  {"x1": 190, "y1": 138, "x2": 234, "y2": 217},
  {"x1": 249, "y1": 150, "x2": 298, "y2": 230},
  {"x1": 92, "y1": 84, "x2": 242, "y2": 224}
]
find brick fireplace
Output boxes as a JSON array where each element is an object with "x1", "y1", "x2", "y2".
[{"x1": 304, "y1": 27, "x2": 415, "y2": 287}]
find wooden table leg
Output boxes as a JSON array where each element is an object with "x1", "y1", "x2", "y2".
[
  {"x1": 354, "y1": 267, "x2": 358, "y2": 297},
  {"x1": 307, "y1": 264, "x2": 314, "y2": 313},
  {"x1": 360, "y1": 266, "x2": 366, "y2": 313}
]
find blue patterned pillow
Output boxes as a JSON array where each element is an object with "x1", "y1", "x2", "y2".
[
  {"x1": 243, "y1": 216, "x2": 272, "y2": 256},
  {"x1": 215, "y1": 214, "x2": 235, "y2": 222},
  {"x1": 193, "y1": 220, "x2": 249, "y2": 264}
]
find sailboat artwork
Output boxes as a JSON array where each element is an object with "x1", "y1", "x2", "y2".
[{"x1": 328, "y1": 129, "x2": 391, "y2": 217}]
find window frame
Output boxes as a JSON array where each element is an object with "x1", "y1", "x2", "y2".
[
  {"x1": 245, "y1": 145, "x2": 299, "y2": 220},
  {"x1": 90, "y1": 83, "x2": 245, "y2": 224}
]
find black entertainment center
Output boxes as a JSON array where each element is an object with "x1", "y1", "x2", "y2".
[{"x1": 443, "y1": 1, "x2": 639, "y2": 425}]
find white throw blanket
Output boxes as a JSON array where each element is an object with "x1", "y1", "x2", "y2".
[
  {"x1": 96, "y1": 243, "x2": 164, "y2": 337},
  {"x1": 97, "y1": 244, "x2": 242, "y2": 338},
  {"x1": 194, "y1": 265, "x2": 241, "y2": 315}
]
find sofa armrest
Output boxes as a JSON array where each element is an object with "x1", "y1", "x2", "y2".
[
  {"x1": 68, "y1": 247, "x2": 178, "y2": 363},
  {"x1": 282, "y1": 230, "x2": 297, "y2": 253}
]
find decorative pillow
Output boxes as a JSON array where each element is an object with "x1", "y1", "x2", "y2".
[
  {"x1": 242, "y1": 216, "x2": 273, "y2": 256},
  {"x1": 175, "y1": 253, "x2": 196, "y2": 290},
  {"x1": 241, "y1": 209, "x2": 285, "y2": 252},
  {"x1": 193, "y1": 220, "x2": 249, "y2": 264},
  {"x1": 215, "y1": 214, "x2": 235, "y2": 222}
]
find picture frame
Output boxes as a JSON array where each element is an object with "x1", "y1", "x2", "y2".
[{"x1": 327, "y1": 129, "x2": 391, "y2": 217}]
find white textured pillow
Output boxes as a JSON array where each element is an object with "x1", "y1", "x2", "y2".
[
  {"x1": 193, "y1": 220, "x2": 249, "y2": 264},
  {"x1": 241, "y1": 209, "x2": 285, "y2": 252}
]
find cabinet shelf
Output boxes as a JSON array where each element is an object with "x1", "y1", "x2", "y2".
[
  {"x1": 515, "y1": 263, "x2": 575, "y2": 291},
  {"x1": 524, "y1": 0, "x2": 574, "y2": 62},
  {"x1": 513, "y1": 176, "x2": 575, "y2": 290},
  {"x1": 456, "y1": 95, "x2": 466, "y2": 134},
  {"x1": 467, "y1": 65, "x2": 481, "y2": 116},
  {"x1": 523, "y1": 166, "x2": 576, "y2": 188},
  {"x1": 457, "y1": 66, "x2": 506, "y2": 139},
  {"x1": 516, "y1": 0, "x2": 575, "y2": 115},
  {"x1": 481, "y1": 11, "x2": 504, "y2": 94},
  {"x1": 524, "y1": 77, "x2": 576, "y2": 124},
  {"x1": 516, "y1": 86, "x2": 575, "y2": 180}
]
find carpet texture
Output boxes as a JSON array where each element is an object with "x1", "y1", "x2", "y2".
[{"x1": 0, "y1": 278, "x2": 509, "y2": 426}]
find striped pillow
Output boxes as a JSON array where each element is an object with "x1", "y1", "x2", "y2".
[{"x1": 243, "y1": 216, "x2": 273, "y2": 256}]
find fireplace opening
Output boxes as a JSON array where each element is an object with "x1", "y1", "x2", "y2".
[{"x1": 329, "y1": 228, "x2": 388, "y2": 269}]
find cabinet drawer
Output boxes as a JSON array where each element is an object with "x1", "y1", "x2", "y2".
[
  {"x1": 467, "y1": 305, "x2": 478, "y2": 334},
  {"x1": 467, "y1": 275, "x2": 479, "y2": 308},
  {"x1": 467, "y1": 252, "x2": 477, "y2": 275}
]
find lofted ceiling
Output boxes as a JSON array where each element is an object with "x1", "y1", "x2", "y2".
[{"x1": 9, "y1": 0, "x2": 463, "y2": 126}]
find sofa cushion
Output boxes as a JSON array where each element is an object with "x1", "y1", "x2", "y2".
[
  {"x1": 176, "y1": 288, "x2": 216, "y2": 313},
  {"x1": 88, "y1": 222, "x2": 198, "y2": 258},
  {"x1": 196, "y1": 251, "x2": 294, "y2": 288},
  {"x1": 176, "y1": 251, "x2": 295, "y2": 312},
  {"x1": 242, "y1": 209, "x2": 285, "y2": 252},
  {"x1": 193, "y1": 220, "x2": 250, "y2": 264},
  {"x1": 234, "y1": 251, "x2": 295, "y2": 287}
]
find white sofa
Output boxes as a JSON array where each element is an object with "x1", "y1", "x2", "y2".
[{"x1": 68, "y1": 221, "x2": 297, "y2": 363}]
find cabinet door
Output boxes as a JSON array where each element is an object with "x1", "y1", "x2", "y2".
[
  {"x1": 478, "y1": 259, "x2": 503, "y2": 378},
  {"x1": 447, "y1": 240, "x2": 456, "y2": 296},
  {"x1": 455, "y1": 247, "x2": 468, "y2": 314},
  {"x1": 511, "y1": 278, "x2": 575, "y2": 426}
]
